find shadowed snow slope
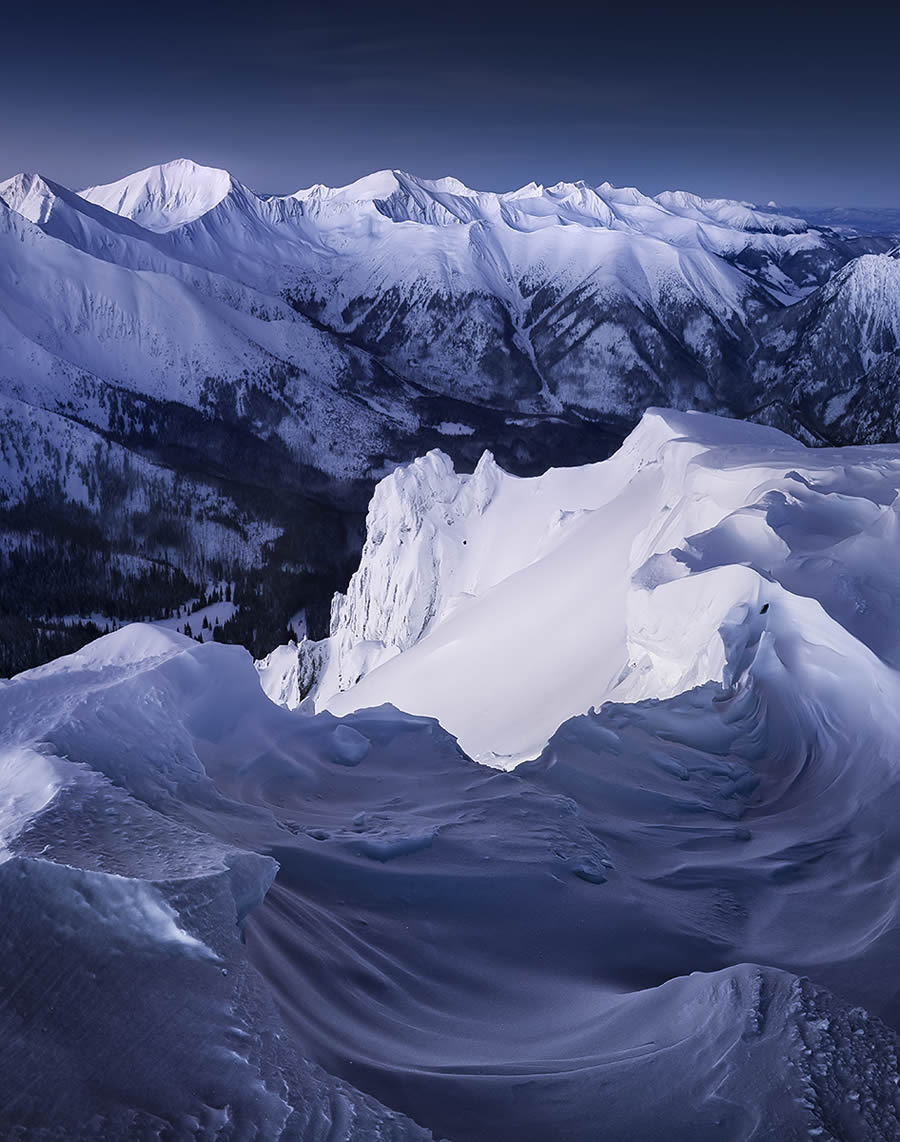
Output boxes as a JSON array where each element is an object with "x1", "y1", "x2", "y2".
[
  {"x1": 0, "y1": 627, "x2": 435, "y2": 1141},
  {"x1": 8, "y1": 410, "x2": 900, "y2": 1137},
  {"x1": 7, "y1": 623, "x2": 900, "y2": 1139}
]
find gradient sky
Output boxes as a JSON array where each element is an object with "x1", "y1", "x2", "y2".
[{"x1": 3, "y1": 0, "x2": 898, "y2": 205}]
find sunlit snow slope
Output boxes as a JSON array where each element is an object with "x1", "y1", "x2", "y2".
[{"x1": 264, "y1": 408, "x2": 900, "y2": 765}]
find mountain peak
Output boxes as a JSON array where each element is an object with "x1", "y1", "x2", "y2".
[
  {"x1": 0, "y1": 172, "x2": 61, "y2": 224},
  {"x1": 79, "y1": 158, "x2": 235, "y2": 232},
  {"x1": 293, "y1": 169, "x2": 409, "y2": 204},
  {"x1": 655, "y1": 188, "x2": 808, "y2": 234}
]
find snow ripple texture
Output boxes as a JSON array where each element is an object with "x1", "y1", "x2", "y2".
[{"x1": 6, "y1": 412, "x2": 900, "y2": 1138}]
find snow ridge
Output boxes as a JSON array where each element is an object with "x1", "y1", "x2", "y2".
[{"x1": 264, "y1": 408, "x2": 900, "y2": 770}]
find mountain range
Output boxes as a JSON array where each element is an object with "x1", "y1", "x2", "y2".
[{"x1": 1, "y1": 158, "x2": 898, "y2": 672}]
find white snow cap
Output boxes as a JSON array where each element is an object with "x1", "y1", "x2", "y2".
[
  {"x1": 262, "y1": 407, "x2": 900, "y2": 768},
  {"x1": 80, "y1": 158, "x2": 235, "y2": 231},
  {"x1": 0, "y1": 172, "x2": 60, "y2": 225},
  {"x1": 74, "y1": 156, "x2": 814, "y2": 242}
]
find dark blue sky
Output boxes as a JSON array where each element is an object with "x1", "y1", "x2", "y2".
[{"x1": 3, "y1": 0, "x2": 898, "y2": 205}]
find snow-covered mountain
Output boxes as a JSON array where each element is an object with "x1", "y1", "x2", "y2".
[
  {"x1": 72, "y1": 159, "x2": 898, "y2": 427},
  {"x1": 1, "y1": 157, "x2": 898, "y2": 673},
  {"x1": 80, "y1": 157, "x2": 236, "y2": 232},
  {"x1": 261, "y1": 408, "x2": 900, "y2": 762},
  {"x1": 8, "y1": 413, "x2": 900, "y2": 1138},
  {"x1": 8, "y1": 156, "x2": 897, "y2": 431},
  {"x1": 76, "y1": 160, "x2": 889, "y2": 421},
  {"x1": 756, "y1": 248, "x2": 900, "y2": 442}
]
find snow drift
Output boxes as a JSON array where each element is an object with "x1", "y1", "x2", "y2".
[
  {"x1": 6, "y1": 412, "x2": 900, "y2": 1137},
  {"x1": 264, "y1": 407, "x2": 900, "y2": 764},
  {"x1": 7, "y1": 622, "x2": 900, "y2": 1140}
]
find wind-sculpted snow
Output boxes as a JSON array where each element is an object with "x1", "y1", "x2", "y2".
[
  {"x1": 7, "y1": 414, "x2": 900, "y2": 1136},
  {"x1": 269, "y1": 408, "x2": 900, "y2": 766},
  {"x1": 0, "y1": 629, "x2": 436, "y2": 1140},
  {"x1": 5, "y1": 593, "x2": 900, "y2": 1136}
]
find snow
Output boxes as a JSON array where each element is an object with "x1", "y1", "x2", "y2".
[
  {"x1": 294, "y1": 169, "x2": 406, "y2": 203},
  {"x1": 0, "y1": 155, "x2": 883, "y2": 521},
  {"x1": 273, "y1": 407, "x2": 900, "y2": 766},
  {"x1": 822, "y1": 253, "x2": 900, "y2": 359},
  {"x1": 66, "y1": 159, "x2": 828, "y2": 320},
  {"x1": 0, "y1": 190, "x2": 413, "y2": 485},
  {"x1": 23, "y1": 620, "x2": 193, "y2": 679},
  {"x1": 0, "y1": 746, "x2": 63, "y2": 858},
  {"x1": 655, "y1": 188, "x2": 808, "y2": 234},
  {"x1": 154, "y1": 596, "x2": 237, "y2": 642},
  {"x1": 0, "y1": 172, "x2": 60, "y2": 225},
  {"x1": 328, "y1": 724, "x2": 371, "y2": 766},
  {"x1": 6, "y1": 588, "x2": 900, "y2": 1136},
  {"x1": 80, "y1": 158, "x2": 235, "y2": 232},
  {"x1": 3, "y1": 155, "x2": 900, "y2": 1137},
  {"x1": 48, "y1": 862, "x2": 220, "y2": 958},
  {"x1": 0, "y1": 626, "x2": 438, "y2": 1135}
]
